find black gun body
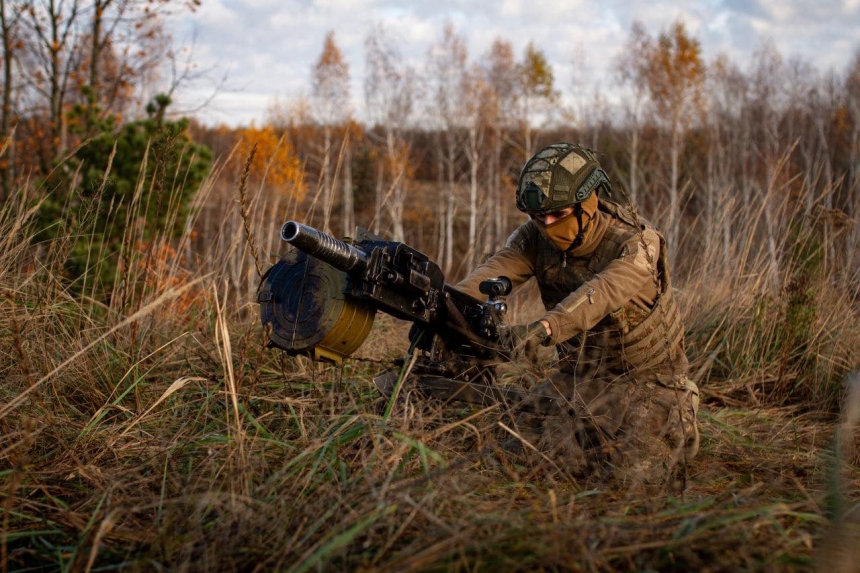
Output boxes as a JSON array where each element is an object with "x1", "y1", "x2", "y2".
[
  {"x1": 260, "y1": 220, "x2": 521, "y2": 409},
  {"x1": 278, "y1": 221, "x2": 501, "y2": 359}
]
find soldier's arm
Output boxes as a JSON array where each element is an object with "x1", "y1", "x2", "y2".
[
  {"x1": 455, "y1": 225, "x2": 536, "y2": 299},
  {"x1": 541, "y1": 227, "x2": 660, "y2": 344}
]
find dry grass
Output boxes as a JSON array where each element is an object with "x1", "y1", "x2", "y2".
[{"x1": 1, "y1": 153, "x2": 859, "y2": 572}]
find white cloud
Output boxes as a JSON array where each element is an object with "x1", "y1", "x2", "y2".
[
  {"x1": 498, "y1": 0, "x2": 524, "y2": 18},
  {"x1": 166, "y1": 0, "x2": 860, "y2": 127}
]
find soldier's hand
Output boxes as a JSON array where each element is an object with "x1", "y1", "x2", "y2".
[{"x1": 500, "y1": 321, "x2": 549, "y2": 363}]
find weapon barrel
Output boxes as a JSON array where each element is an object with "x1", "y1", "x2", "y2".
[{"x1": 281, "y1": 221, "x2": 367, "y2": 273}]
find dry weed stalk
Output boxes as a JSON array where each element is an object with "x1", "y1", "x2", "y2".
[
  {"x1": 213, "y1": 283, "x2": 250, "y2": 498},
  {"x1": 238, "y1": 143, "x2": 262, "y2": 278}
]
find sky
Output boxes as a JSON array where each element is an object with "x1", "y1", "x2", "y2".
[{"x1": 165, "y1": 0, "x2": 860, "y2": 127}]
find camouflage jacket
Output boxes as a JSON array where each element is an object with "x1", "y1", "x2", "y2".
[{"x1": 457, "y1": 200, "x2": 688, "y2": 381}]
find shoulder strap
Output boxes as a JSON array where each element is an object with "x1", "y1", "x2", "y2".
[{"x1": 597, "y1": 198, "x2": 640, "y2": 228}]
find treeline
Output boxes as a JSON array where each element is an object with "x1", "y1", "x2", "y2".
[
  {"x1": 191, "y1": 22, "x2": 860, "y2": 287},
  {"x1": 3, "y1": 7, "x2": 859, "y2": 289}
]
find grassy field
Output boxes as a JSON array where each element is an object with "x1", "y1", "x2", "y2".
[{"x1": 2, "y1": 162, "x2": 859, "y2": 572}]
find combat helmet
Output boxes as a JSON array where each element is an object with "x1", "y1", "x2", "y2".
[{"x1": 515, "y1": 143, "x2": 612, "y2": 215}]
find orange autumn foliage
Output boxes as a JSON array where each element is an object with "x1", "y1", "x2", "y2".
[
  {"x1": 134, "y1": 239, "x2": 209, "y2": 318},
  {"x1": 643, "y1": 21, "x2": 706, "y2": 121},
  {"x1": 236, "y1": 126, "x2": 306, "y2": 201}
]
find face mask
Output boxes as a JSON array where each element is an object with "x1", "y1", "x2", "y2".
[
  {"x1": 540, "y1": 215, "x2": 584, "y2": 251},
  {"x1": 536, "y1": 194, "x2": 598, "y2": 251}
]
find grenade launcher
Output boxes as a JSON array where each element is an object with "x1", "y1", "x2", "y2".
[{"x1": 258, "y1": 221, "x2": 564, "y2": 411}]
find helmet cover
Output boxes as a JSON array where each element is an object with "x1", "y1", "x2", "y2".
[{"x1": 516, "y1": 143, "x2": 611, "y2": 214}]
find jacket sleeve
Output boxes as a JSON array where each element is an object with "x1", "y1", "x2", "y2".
[
  {"x1": 455, "y1": 225, "x2": 536, "y2": 299},
  {"x1": 540, "y1": 227, "x2": 660, "y2": 344}
]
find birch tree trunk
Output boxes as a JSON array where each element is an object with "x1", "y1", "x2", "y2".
[{"x1": 341, "y1": 138, "x2": 354, "y2": 237}]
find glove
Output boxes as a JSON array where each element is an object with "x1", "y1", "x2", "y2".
[{"x1": 500, "y1": 321, "x2": 549, "y2": 363}]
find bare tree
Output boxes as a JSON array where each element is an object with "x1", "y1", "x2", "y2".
[
  {"x1": 705, "y1": 53, "x2": 748, "y2": 264},
  {"x1": 570, "y1": 43, "x2": 610, "y2": 151},
  {"x1": 626, "y1": 20, "x2": 705, "y2": 268},
  {"x1": 0, "y1": 0, "x2": 24, "y2": 198},
  {"x1": 86, "y1": 0, "x2": 122, "y2": 131},
  {"x1": 481, "y1": 38, "x2": 518, "y2": 254},
  {"x1": 517, "y1": 42, "x2": 556, "y2": 161},
  {"x1": 748, "y1": 39, "x2": 788, "y2": 285},
  {"x1": 83, "y1": 0, "x2": 176, "y2": 133},
  {"x1": 782, "y1": 55, "x2": 827, "y2": 217},
  {"x1": 364, "y1": 23, "x2": 413, "y2": 242},
  {"x1": 462, "y1": 65, "x2": 491, "y2": 270},
  {"x1": 340, "y1": 122, "x2": 357, "y2": 237},
  {"x1": 846, "y1": 52, "x2": 860, "y2": 233},
  {"x1": 614, "y1": 22, "x2": 651, "y2": 205},
  {"x1": 9, "y1": 0, "x2": 189, "y2": 175},
  {"x1": 311, "y1": 30, "x2": 350, "y2": 233},
  {"x1": 425, "y1": 21, "x2": 467, "y2": 273},
  {"x1": 23, "y1": 0, "x2": 82, "y2": 161}
]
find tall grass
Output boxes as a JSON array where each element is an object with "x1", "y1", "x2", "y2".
[
  {"x1": 0, "y1": 142, "x2": 858, "y2": 571},
  {"x1": 677, "y1": 148, "x2": 860, "y2": 412}
]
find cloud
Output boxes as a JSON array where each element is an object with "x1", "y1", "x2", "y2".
[{"x1": 167, "y1": 0, "x2": 860, "y2": 127}]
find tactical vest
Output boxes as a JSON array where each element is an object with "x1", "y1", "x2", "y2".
[{"x1": 532, "y1": 201, "x2": 688, "y2": 380}]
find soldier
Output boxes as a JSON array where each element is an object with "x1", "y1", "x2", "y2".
[{"x1": 456, "y1": 143, "x2": 699, "y2": 485}]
